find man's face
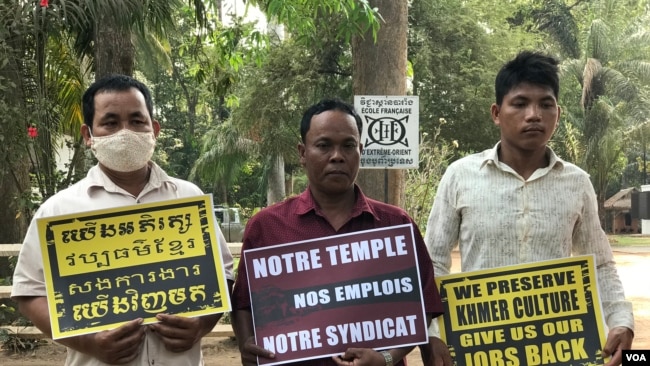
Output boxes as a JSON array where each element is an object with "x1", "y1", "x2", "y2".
[
  {"x1": 82, "y1": 87, "x2": 159, "y2": 145},
  {"x1": 298, "y1": 110, "x2": 362, "y2": 196},
  {"x1": 491, "y1": 82, "x2": 560, "y2": 153}
]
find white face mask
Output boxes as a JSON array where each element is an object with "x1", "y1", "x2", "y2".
[{"x1": 89, "y1": 129, "x2": 156, "y2": 172}]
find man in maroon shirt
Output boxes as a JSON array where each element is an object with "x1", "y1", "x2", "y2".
[{"x1": 231, "y1": 98, "x2": 444, "y2": 366}]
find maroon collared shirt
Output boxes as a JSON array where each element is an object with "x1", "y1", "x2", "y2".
[{"x1": 232, "y1": 186, "x2": 443, "y2": 366}]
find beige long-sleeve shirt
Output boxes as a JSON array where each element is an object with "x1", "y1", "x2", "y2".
[{"x1": 426, "y1": 142, "x2": 634, "y2": 332}]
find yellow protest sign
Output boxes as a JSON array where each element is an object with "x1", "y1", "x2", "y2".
[
  {"x1": 436, "y1": 255, "x2": 607, "y2": 366},
  {"x1": 38, "y1": 195, "x2": 231, "y2": 339}
]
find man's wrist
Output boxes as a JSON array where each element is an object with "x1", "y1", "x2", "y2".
[{"x1": 380, "y1": 350, "x2": 393, "y2": 366}]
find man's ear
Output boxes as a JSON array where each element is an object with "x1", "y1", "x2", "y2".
[
  {"x1": 490, "y1": 103, "x2": 500, "y2": 127},
  {"x1": 81, "y1": 124, "x2": 92, "y2": 147},
  {"x1": 153, "y1": 120, "x2": 161, "y2": 138},
  {"x1": 298, "y1": 143, "x2": 306, "y2": 167}
]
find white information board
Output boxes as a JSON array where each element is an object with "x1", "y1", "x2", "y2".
[{"x1": 354, "y1": 95, "x2": 419, "y2": 169}]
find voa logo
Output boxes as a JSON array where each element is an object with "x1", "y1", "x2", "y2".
[
  {"x1": 625, "y1": 354, "x2": 646, "y2": 361},
  {"x1": 622, "y1": 350, "x2": 649, "y2": 364}
]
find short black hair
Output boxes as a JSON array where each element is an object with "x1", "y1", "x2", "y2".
[
  {"x1": 300, "y1": 98, "x2": 363, "y2": 142},
  {"x1": 494, "y1": 51, "x2": 560, "y2": 105},
  {"x1": 82, "y1": 74, "x2": 154, "y2": 129}
]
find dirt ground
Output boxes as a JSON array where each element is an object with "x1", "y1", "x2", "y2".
[{"x1": 3, "y1": 249, "x2": 648, "y2": 366}]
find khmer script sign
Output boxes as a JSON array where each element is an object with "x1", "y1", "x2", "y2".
[{"x1": 38, "y1": 195, "x2": 231, "y2": 339}]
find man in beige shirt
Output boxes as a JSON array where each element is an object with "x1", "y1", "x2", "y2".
[
  {"x1": 12, "y1": 74, "x2": 234, "y2": 366},
  {"x1": 424, "y1": 51, "x2": 633, "y2": 366}
]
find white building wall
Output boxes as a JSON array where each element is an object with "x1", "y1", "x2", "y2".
[{"x1": 641, "y1": 184, "x2": 650, "y2": 234}]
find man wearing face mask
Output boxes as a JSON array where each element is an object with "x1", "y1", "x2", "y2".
[{"x1": 11, "y1": 74, "x2": 234, "y2": 366}]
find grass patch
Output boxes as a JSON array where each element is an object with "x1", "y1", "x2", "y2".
[{"x1": 607, "y1": 235, "x2": 650, "y2": 246}]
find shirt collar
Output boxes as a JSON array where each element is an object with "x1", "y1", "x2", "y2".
[
  {"x1": 86, "y1": 162, "x2": 177, "y2": 195},
  {"x1": 295, "y1": 184, "x2": 379, "y2": 220},
  {"x1": 480, "y1": 141, "x2": 565, "y2": 171}
]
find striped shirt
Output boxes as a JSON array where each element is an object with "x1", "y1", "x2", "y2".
[{"x1": 425, "y1": 142, "x2": 634, "y2": 331}]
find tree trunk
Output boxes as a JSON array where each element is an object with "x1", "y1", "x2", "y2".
[
  {"x1": 351, "y1": 0, "x2": 407, "y2": 207},
  {"x1": 95, "y1": 13, "x2": 135, "y2": 77},
  {"x1": 285, "y1": 170, "x2": 294, "y2": 197},
  {"x1": 267, "y1": 154, "x2": 286, "y2": 205}
]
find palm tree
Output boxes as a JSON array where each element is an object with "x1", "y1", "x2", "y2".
[
  {"x1": 190, "y1": 121, "x2": 256, "y2": 205},
  {"x1": 566, "y1": 18, "x2": 650, "y2": 220},
  {"x1": 528, "y1": 0, "x2": 650, "y2": 224}
]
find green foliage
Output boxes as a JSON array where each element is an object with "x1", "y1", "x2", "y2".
[
  {"x1": 409, "y1": 0, "x2": 538, "y2": 155},
  {"x1": 0, "y1": 0, "x2": 92, "y2": 220},
  {"x1": 0, "y1": 301, "x2": 42, "y2": 354},
  {"x1": 405, "y1": 125, "x2": 457, "y2": 229},
  {"x1": 227, "y1": 162, "x2": 267, "y2": 209},
  {"x1": 251, "y1": 0, "x2": 381, "y2": 43},
  {"x1": 509, "y1": 0, "x2": 581, "y2": 58},
  {"x1": 0, "y1": 4, "x2": 46, "y2": 231},
  {"x1": 193, "y1": 25, "x2": 356, "y2": 206},
  {"x1": 0, "y1": 328, "x2": 44, "y2": 354},
  {"x1": 552, "y1": 1, "x2": 650, "y2": 212},
  {"x1": 608, "y1": 234, "x2": 650, "y2": 246},
  {"x1": 191, "y1": 122, "x2": 258, "y2": 205},
  {"x1": 4, "y1": 0, "x2": 650, "y2": 236},
  {"x1": 143, "y1": 6, "x2": 270, "y2": 186},
  {"x1": 0, "y1": 303, "x2": 16, "y2": 325}
]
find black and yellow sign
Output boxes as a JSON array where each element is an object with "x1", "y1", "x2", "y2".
[
  {"x1": 38, "y1": 195, "x2": 231, "y2": 339},
  {"x1": 436, "y1": 255, "x2": 608, "y2": 366}
]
